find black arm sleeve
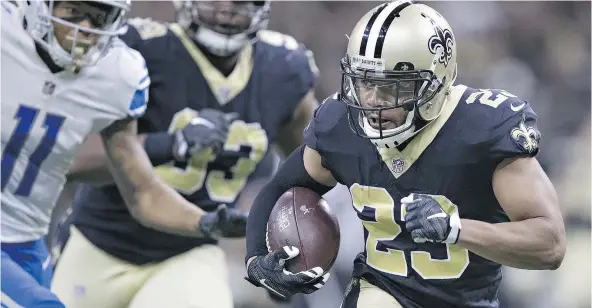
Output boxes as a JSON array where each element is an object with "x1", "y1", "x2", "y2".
[
  {"x1": 143, "y1": 132, "x2": 175, "y2": 166},
  {"x1": 245, "y1": 145, "x2": 334, "y2": 264}
]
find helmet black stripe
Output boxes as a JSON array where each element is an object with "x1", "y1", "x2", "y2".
[
  {"x1": 359, "y1": 3, "x2": 388, "y2": 56},
  {"x1": 374, "y1": 1, "x2": 413, "y2": 59}
]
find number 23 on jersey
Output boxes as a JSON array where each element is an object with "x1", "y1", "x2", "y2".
[{"x1": 350, "y1": 184, "x2": 470, "y2": 280}]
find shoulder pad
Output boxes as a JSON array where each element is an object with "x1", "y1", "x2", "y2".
[
  {"x1": 257, "y1": 29, "x2": 319, "y2": 90},
  {"x1": 1, "y1": 1, "x2": 21, "y2": 21},
  {"x1": 112, "y1": 41, "x2": 149, "y2": 88},
  {"x1": 119, "y1": 18, "x2": 177, "y2": 84},
  {"x1": 126, "y1": 18, "x2": 169, "y2": 41},
  {"x1": 1, "y1": 1, "x2": 23, "y2": 33},
  {"x1": 255, "y1": 30, "x2": 319, "y2": 127},
  {"x1": 120, "y1": 18, "x2": 173, "y2": 54},
  {"x1": 457, "y1": 87, "x2": 541, "y2": 160},
  {"x1": 257, "y1": 30, "x2": 301, "y2": 51},
  {"x1": 304, "y1": 93, "x2": 346, "y2": 151},
  {"x1": 312, "y1": 93, "x2": 345, "y2": 134},
  {"x1": 108, "y1": 42, "x2": 150, "y2": 118}
]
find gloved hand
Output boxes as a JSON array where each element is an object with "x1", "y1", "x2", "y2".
[
  {"x1": 245, "y1": 246, "x2": 330, "y2": 299},
  {"x1": 402, "y1": 193, "x2": 462, "y2": 244},
  {"x1": 267, "y1": 290, "x2": 293, "y2": 303},
  {"x1": 198, "y1": 204, "x2": 248, "y2": 238},
  {"x1": 172, "y1": 109, "x2": 239, "y2": 162}
]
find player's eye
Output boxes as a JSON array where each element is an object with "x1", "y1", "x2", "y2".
[
  {"x1": 87, "y1": 12, "x2": 109, "y2": 28},
  {"x1": 53, "y1": 5, "x2": 79, "y2": 18},
  {"x1": 55, "y1": 2, "x2": 114, "y2": 29},
  {"x1": 59, "y1": 13, "x2": 103, "y2": 28},
  {"x1": 65, "y1": 7, "x2": 80, "y2": 16},
  {"x1": 398, "y1": 81, "x2": 415, "y2": 92},
  {"x1": 354, "y1": 79, "x2": 374, "y2": 89}
]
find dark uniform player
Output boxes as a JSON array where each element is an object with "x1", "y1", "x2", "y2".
[
  {"x1": 244, "y1": 2, "x2": 566, "y2": 308},
  {"x1": 51, "y1": 1, "x2": 319, "y2": 308}
]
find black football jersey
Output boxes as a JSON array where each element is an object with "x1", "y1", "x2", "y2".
[
  {"x1": 304, "y1": 86, "x2": 541, "y2": 308},
  {"x1": 70, "y1": 18, "x2": 317, "y2": 264}
]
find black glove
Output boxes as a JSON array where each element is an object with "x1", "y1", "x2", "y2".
[
  {"x1": 245, "y1": 246, "x2": 330, "y2": 299},
  {"x1": 267, "y1": 290, "x2": 293, "y2": 303},
  {"x1": 198, "y1": 204, "x2": 248, "y2": 238},
  {"x1": 402, "y1": 193, "x2": 462, "y2": 244},
  {"x1": 172, "y1": 109, "x2": 239, "y2": 162}
]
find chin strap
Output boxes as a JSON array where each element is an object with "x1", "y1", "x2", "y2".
[
  {"x1": 362, "y1": 110, "x2": 417, "y2": 148},
  {"x1": 192, "y1": 26, "x2": 250, "y2": 57}
]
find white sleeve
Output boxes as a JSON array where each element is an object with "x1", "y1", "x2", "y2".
[
  {"x1": 127, "y1": 65, "x2": 150, "y2": 119},
  {"x1": 113, "y1": 41, "x2": 151, "y2": 119}
]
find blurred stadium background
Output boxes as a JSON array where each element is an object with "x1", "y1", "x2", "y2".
[{"x1": 50, "y1": 1, "x2": 591, "y2": 308}]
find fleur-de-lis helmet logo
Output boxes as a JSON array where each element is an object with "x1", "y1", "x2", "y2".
[{"x1": 425, "y1": 14, "x2": 454, "y2": 67}]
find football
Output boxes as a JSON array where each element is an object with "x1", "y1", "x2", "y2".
[{"x1": 266, "y1": 187, "x2": 340, "y2": 273}]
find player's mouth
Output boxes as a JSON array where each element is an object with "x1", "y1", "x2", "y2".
[
  {"x1": 367, "y1": 114, "x2": 396, "y2": 130},
  {"x1": 64, "y1": 34, "x2": 96, "y2": 55}
]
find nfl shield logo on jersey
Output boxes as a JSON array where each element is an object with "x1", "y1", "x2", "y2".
[
  {"x1": 391, "y1": 158, "x2": 405, "y2": 174},
  {"x1": 218, "y1": 87, "x2": 231, "y2": 100},
  {"x1": 42, "y1": 81, "x2": 56, "y2": 95}
]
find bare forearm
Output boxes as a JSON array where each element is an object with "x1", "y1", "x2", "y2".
[
  {"x1": 132, "y1": 176, "x2": 206, "y2": 237},
  {"x1": 458, "y1": 218, "x2": 564, "y2": 270},
  {"x1": 68, "y1": 134, "x2": 161, "y2": 184},
  {"x1": 102, "y1": 121, "x2": 206, "y2": 237}
]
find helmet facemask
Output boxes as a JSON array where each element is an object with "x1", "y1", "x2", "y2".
[
  {"x1": 174, "y1": 1, "x2": 270, "y2": 57},
  {"x1": 340, "y1": 53, "x2": 445, "y2": 147},
  {"x1": 23, "y1": 1, "x2": 130, "y2": 74}
]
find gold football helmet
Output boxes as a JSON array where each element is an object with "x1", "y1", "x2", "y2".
[
  {"x1": 341, "y1": 1, "x2": 457, "y2": 148},
  {"x1": 173, "y1": 1, "x2": 270, "y2": 57}
]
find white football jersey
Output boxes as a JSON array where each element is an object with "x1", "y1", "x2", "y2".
[{"x1": 0, "y1": 3, "x2": 150, "y2": 242}]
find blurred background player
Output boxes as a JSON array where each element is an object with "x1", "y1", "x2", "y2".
[
  {"x1": 1, "y1": 1, "x2": 244, "y2": 307},
  {"x1": 46, "y1": 1, "x2": 590, "y2": 308},
  {"x1": 50, "y1": 1, "x2": 319, "y2": 308},
  {"x1": 244, "y1": 1, "x2": 567, "y2": 307}
]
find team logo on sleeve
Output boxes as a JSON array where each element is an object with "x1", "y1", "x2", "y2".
[{"x1": 511, "y1": 119, "x2": 540, "y2": 153}]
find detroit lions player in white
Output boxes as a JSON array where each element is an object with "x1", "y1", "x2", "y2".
[{"x1": 1, "y1": 1, "x2": 246, "y2": 307}]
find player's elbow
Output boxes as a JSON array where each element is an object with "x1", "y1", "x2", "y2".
[
  {"x1": 126, "y1": 199, "x2": 150, "y2": 226},
  {"x1": 536, "y1": 218, "x2": 566, "y2": 270},
  {"x1": 547, "y1": 247, "x2": 565, "y2": 270},
  {"x1": 545, "y1": 225, "x2": 566, "y2": 270},
  {"x1": 541, "y1": 243, "x2": 565, "y2": 270},
  {"x1": 125, "y1": 187, "x2": 158, "y2": 226}
]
